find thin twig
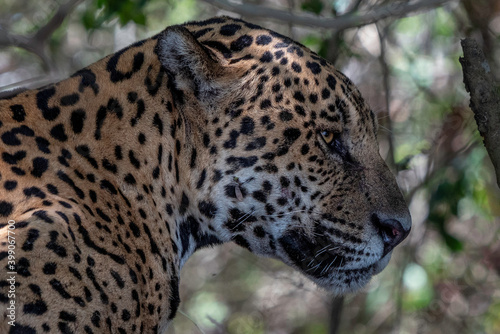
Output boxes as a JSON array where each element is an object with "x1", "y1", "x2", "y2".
[
  {"x1": 328, "y1": 296, "x2": 344, "y2": 334},
  {"x1": 177, "y1": 309, "x2": 207, "y2": 334},
  {"x1": 286, "y1": 0, "x2": 295, "y2": 39},
  {"x1": 0, "y1": 75, "x2": 62, "y2": 99},
  {"x1": 376, "y1": 23, "x2": 396, "y2": 169},
  {"x1": 202, "y1": 0, "x2": 456, "y2": 30}
]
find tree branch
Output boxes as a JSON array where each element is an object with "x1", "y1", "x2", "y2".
[
  {"x1": 460, "y1": 38, "x2": 500, "y2": 188},
  {"x1": 0, "y1": 0, "x2": 83, "y2": 70},
  {"x1": 0, "y1": 31, "x2": 42, "y2": 59},
  {"x1": 202, "y1": 0, "x2": 456, "y2": 30},
  {"x1": 34, "y1": 0, "x2": 84, "y2": 42}
]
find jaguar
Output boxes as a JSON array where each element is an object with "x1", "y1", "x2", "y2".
[{"x1": 0, "y1": 16, "x2": 410, "y2": 333}]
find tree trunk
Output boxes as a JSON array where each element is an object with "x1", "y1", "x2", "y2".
[{"x1": 460, "y1": 38, "x2": 500, "y2": 188}]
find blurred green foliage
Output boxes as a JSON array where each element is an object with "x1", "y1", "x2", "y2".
[
  {"x1": 82, "y1": 0, "x2": 148, "y2": 29},
  {"x1": 1, "y1": 0, "x2": 499, "y2": 333},
  {"x1": 301, "y1": 0, "x2": 324, "y2": 15}
]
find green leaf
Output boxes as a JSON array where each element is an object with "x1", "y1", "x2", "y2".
[
  {"x1": 133, "y1": 13, "x2": 146, "y2": 26},
  {"x1": 443, "y1": 233, "x2": 463, "y2": 252},
  {"x1": 301, "y1": 0, "x2": 323, "y2": 14},
  {"x1": 82, "y1": 10, "x2": 96, "y2": 30},
  {"x1": 83, "y1": 0, "x2": 149, "y2": 29}
]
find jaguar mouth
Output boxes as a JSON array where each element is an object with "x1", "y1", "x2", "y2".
[{"x1": 278, "y1": 229, "x2": 387, "y2": 292}]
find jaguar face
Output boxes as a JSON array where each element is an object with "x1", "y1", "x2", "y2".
[{"x1": 161, "y1": 19, "x2": 412, "y2": 293}]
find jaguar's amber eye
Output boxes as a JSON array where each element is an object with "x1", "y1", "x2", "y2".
[{"x1": 320, "y1": 131, "x2": 335, "y2": 145}]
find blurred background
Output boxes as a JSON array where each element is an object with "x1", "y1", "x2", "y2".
[{"x1": 1, "y1": 0, "x2": 499, "y2": 333}]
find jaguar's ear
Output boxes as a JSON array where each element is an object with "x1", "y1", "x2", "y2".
[{"x1": 156, "y1": 26, "x2": 228, "y2": 105}]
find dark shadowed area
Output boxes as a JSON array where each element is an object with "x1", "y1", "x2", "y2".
[{"x1": 1, "y1": 0, "x2": 499, "y2": 333}]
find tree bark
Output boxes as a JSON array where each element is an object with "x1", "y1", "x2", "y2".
[{"x1": 460, "y1": 38, "x2": 500, "y2": 188}]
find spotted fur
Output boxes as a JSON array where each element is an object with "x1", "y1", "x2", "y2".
[{"x1": 0, "y1": 17, "x2": 410, "y2": 333}]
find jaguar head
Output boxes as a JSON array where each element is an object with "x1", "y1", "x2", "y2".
[{"x1": 158, "y1": 19, "x2": 411, "y2": 293}]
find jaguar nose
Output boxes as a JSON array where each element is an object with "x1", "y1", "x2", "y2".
[{"x1": 371, "y1": 214, "x2": 410, "y2": 256}]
